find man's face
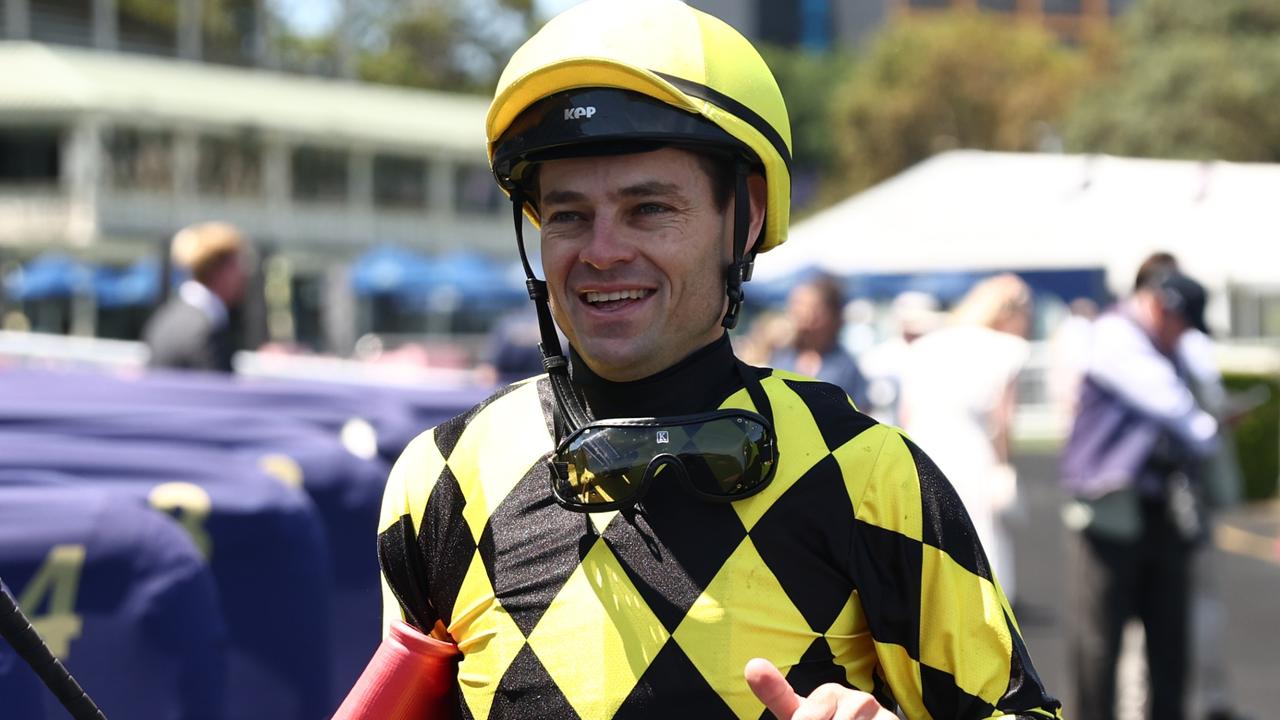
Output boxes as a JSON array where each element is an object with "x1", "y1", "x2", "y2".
[
  {"x1": 1155, "y1": 306, "x2": 1190, "y2": 353},
  {"x1": 537, "y1": 148, "x2": 741, "y2": 381},
  {"x1": 211, "y1": 251, "x2": 249, "y2": 307},
  {"x1": 787, "y1": 285, "x2": 837, "y2": 350},
  {"x1": 1139, "y1": 290, "x2": 1189, "y2": 353}
]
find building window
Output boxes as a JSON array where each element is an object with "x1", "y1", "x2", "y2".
[
  {"x1": 978, "y1": 0, "x2": 1018, "y2": 12},
  {"x1": 107, "y1": 128, "x2": 173, "y2": 192},
  {"x1": 454, "y1": 164, "x2": 501, "y2": 215},
  {"x1": 1231, "y1": 288, "x2": 1280, "y2": 339},
  {"x1": 758, "y1": 3, "x2": 802, "y2": 46},
  {"x1": 117, "y1": 0, "x2": 178, "y2": 57},
  {"x1": 30, "y1": 0, "x2": 94, "y2": 47},
  {"x1": 374, "y1": 154, "x2": 428, "y2": 210},
  {"x1": 292, "y1": 146, "x2": 348, "y2": 203},
  {"x1": 1044, "y1": 0, "x2": 1084, "y2": 13},
  {"x1": 1109, "y1": 0, "x2": 1137, "y2": 17},
  {"x1": 0, "y1": 128, "x2": 62, "y2": 186},
  {"x1": 197, "y1": 134, "x2": 262, "y2": 197},
  {"x1": 754, "y1": 0, "x2": 833, "y2": 50}
]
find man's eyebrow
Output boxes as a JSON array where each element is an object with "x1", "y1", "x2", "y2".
[
  {"x1": 541, "y1": 181, "x2": 685, "y2": 207},
  {"x1": 615, "y1": 180, "x2": 683, "y2": 200},
  {"x1": 541, "y1": 189, "x2": 587, "y2": 206}
]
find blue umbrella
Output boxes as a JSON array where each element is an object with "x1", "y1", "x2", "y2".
[
  {"x1": 348, "y1": 245, "x2": 436, "y2": 296},
  {"x1": 94, "y1": 258, "x2": 163, "y2": 308},
  {"x1": 417, "y1": 249, "x2": 525, "y2": 310},
  {"x1": 351, "y1": 246, "x2": 525, "y2": 311},
  {"x1": 3, "y1": 254, "x2": 93, "y2": 301}
]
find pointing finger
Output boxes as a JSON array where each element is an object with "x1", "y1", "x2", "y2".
[{"x1": 745, "y1": 657, "x2": 801, "y2": 720}]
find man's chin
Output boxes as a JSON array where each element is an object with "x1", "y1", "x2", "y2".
[{"x1": 574, "y1": 340, "x2": 661, "y2": 382}]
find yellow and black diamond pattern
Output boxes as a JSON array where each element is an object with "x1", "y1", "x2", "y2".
[{"x1": 379, "y1": 371, "x2": 1063, "y2": 719}]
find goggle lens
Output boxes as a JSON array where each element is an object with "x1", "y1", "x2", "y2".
[{"x1": 551, "y1": 412, "x2": 775, "y2": 511}]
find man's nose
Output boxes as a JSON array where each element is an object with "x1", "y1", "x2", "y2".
[{"x1": 579, "y1": 217, "x2": 635, "y2": 270}]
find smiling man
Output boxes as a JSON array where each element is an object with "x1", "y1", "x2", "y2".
[
  {"x1": 374, "y1": 2, "x2": 1062, "y2": 719},
  {"x1": 538, "y1": 148, "x2": 760, "y2": 381}
]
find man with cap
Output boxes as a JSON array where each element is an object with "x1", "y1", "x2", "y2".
[
  {"x1": 1060, "y1": 268, "x2": 1218, "y2": 720},
  {"x1": 374, "y1": 2, "x2": 1061, "y2": 718},
  {"x1": 142, "y1": 221, "x2": 249, "y2": 372}
]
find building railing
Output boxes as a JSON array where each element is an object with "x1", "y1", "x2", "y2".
[
  {"x1": 0, "y1": 185, "x2": 512, "y2": 255},
  {"x1": 0, "y1": 190, "x2": 77, "y2": 245}
]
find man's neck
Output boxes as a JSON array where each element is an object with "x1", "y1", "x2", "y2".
[{"x1": 569, "y1": 333, "x2": 742, "y2": 418}]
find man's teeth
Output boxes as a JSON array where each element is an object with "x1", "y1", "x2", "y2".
[{"x1": 584, "y1": 289, "x2": 649, "y2": 303}]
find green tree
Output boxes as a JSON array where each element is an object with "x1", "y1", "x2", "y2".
[
  {"x1": 349, "y1": 0, "x2": 535, "y2": 92},
  {"x1": 118, "y1": 0, "x2": 258, "y2": 60},
  {"x1": 1064, "y1": 0, "x2": 1280, "y2": 162},
  {"x1": 756, "y1": 44, "x2": 857, "y2": 175},
  {"x1": 756, "y1": 44, "x2": 859, "y2": 212},
  {"x1": 1124, "y1": 0, "x2": 1280, "y2": 40},
  {"x1": 827, "y1": 12, "x2": 1085, "y2": 194}
]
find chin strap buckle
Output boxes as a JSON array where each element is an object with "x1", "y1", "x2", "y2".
[
  {"x1": 526, "y1": 278, "x2": 548, "y2": 301},
  {"x1": 721, "y1": 258, "x2": 753, "y2": 330}
]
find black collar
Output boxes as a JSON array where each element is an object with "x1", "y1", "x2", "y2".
[{"x1": 568, "y1": 333, "x2": 743, "y2": 419}]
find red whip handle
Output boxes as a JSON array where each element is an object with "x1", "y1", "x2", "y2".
[{"x1": 332, "y1": 620, "x2": 460, "y2": 720}]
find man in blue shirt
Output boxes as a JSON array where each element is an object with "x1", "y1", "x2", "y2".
[
  {"x1": 770, "y1": 274, "x2": 869, "y2": 410},
  {"x1": 1060, "y1": 269, "x2": 1216, "y2": 720}
]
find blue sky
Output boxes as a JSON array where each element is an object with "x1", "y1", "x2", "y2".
[{"x1": 275, "y1": 0, "x2": 585, "y2": 36}]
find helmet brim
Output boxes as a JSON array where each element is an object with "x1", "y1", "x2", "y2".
[{"x1": 486, "y1": 58, "x2": 790, "y2": 252}]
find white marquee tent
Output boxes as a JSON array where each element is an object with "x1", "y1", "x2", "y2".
[{"x1": 758, "y1": 151, "x2": 1280, "y2": 313}]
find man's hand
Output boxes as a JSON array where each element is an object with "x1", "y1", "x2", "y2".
[{"x1": 745, "y1": 658, "x2": 896, "y2": 720}]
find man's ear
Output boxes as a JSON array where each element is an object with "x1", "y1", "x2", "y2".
[{"x1": 744, "y1": 172, "x2": 768, "y2": 255}]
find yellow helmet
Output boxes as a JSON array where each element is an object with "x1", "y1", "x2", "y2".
[{"x1": 487, "y1": 0, "x2": 792, "y2": 253}]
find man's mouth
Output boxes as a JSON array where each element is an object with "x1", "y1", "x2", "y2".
[{"x1": 580, "y1": 288, "x2": 654, "y2": 311}]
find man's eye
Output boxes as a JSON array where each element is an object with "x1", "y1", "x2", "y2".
[
  {"x1": 546, "y1": 211, "x2": 583, "y2": 224},
  {"x1": 636, "y1": 203, "x2": 669, "y2": 215}
]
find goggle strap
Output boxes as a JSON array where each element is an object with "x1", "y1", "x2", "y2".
[
  {"x1": 508, "y1": 191, "x2": 594, "y2": 432},
  {"x1": 736, "y1": 360, "x2": 774, "y2": 433},
  {"x1": 512, "y1": 189, "x2": 537, "y2": 280}
]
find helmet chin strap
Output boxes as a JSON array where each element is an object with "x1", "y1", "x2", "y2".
[
  {"x1": 510, "y1": 190, "x2": 594, "y2": 433},
  {"x1": 722, "y1": 160, "x2": 754, "y2": 331}
]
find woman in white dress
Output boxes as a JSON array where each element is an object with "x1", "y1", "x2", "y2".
[{"x1": 899, "y1": 274, "x2": 1032, "y2": 605}]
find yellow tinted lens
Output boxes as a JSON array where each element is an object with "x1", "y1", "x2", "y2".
[
  {"x1": 556, "y1": 428, "x2": 650, "y2": 506},
  {"x1": 554, "y1": 414, "x2": 772, "y2": 507}
]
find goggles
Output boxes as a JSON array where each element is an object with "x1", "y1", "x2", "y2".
[{"x1": 550, "y1": 408, "x2": 777, "y2": 513}]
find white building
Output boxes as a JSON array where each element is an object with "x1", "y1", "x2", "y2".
[
  {"x1": 0, "y1": 36, "x2": 514, "y2": 350},
  {"x1": 0, "y1": 40, "x2": 503, "y2": 259}
]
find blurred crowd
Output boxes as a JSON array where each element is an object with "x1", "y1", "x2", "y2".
[{"x1": 736, "y1": 253, "x2": 1260, "y2": 720}]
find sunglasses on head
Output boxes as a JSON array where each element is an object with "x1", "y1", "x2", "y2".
[{"x1": 549, "y1": 408, "x2": 777, "y2": 513}]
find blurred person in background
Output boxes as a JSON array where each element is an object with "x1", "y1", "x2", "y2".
[
  {"x1": 1132, "y1": 253, "x2": 1253, "y2": 720},
  {"x1": 1046, "y1": 296, "x2": 1100, "y2": 422},
  {"x1": 898, "y1": 274, "x2": 1033, "y2": 606},
  {"x1": 839, "y1": 297, "x2": 878, "y2": 358},
  {"x1": 1060, "y1": 268, "x2": 1218, "y2": 720},
  {"x1": 143, "y1": 221, "x2": 249, "y2": 372},
  {"x1": 475, "y1": 308, "x2": 553, "y2": 386},
  {"x1": 858, "y1": 290, "x2": 942, "y2": 425},
  {"x1": 770, "y1": 273, "x2": 870, "y2": 409},
  {"x1": 736, "y1": 309, "x2": 792, "y2": 367}
]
